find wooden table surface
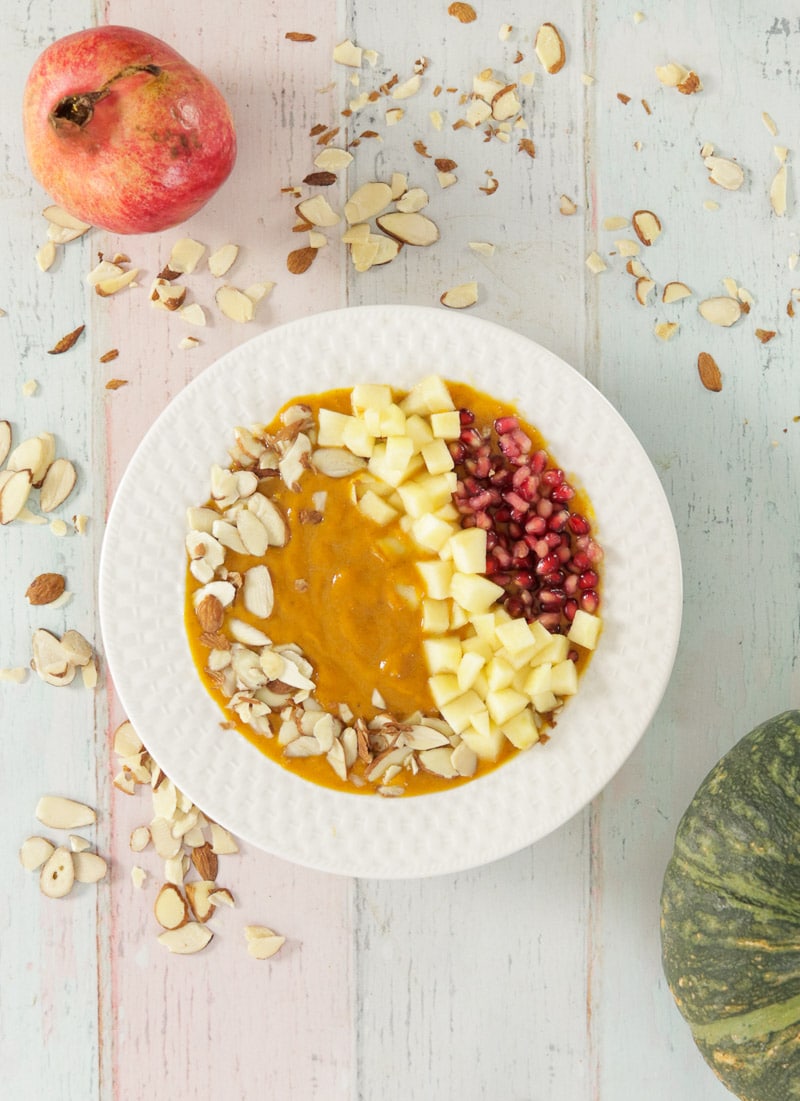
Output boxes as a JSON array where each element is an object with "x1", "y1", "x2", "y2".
[{"x1": 2, "y1": 2, "x2": 797, "y2": 1098}]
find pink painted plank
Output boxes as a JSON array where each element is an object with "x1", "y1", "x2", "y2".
[{"x1": 96, "y1": 4, "x2": 354, "y2": 1097}]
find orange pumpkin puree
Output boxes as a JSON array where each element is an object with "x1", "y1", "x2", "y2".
[{"x1": 185, "y1": 381, "x2": 598, "y2": 795}]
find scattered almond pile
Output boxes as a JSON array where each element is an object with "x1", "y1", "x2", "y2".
[
  {"x1": 112, "y1": 719, "x2": 284, "y2": 958},
  {"x1": 0, "y1": 421, "x2": 78, "y2": 527},
  {"x1": 19, "y1": 794, "x2": 107, "y2": 899}
]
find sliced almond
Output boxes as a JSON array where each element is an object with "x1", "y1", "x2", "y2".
[
  {"x1": 391, "y1": 74, "x2": 422, "y2": 100},
  {"x1": 632, "y1": 209, "x2": 662, "y2": 246},
  {"x1": 40, "y1": 846, "x2": 75, "y2": 899},
  {"x1": 157, "y1": 922, "x2": 213, "y2": 954},
  {"x1": 190, "y1": 842, "x2": 218, "y2": 881},
  {"x1": 314, "y1": 147, "x2": 354, "y2": 171},
  {"x1": 376, "y1": 212, "x2": 439, "y2": 246},
  {"x1": 154, "y1": 883, "x2": 189, "y2": 929},
  {"x1": 654, "y1": 321, "x2": 679, "y2": 341},
  {"x1": 209, "y1": 822, "x2": 239, "y2": 855},
  {"x1": 395, "y1": 188, "x2": 429, "y2": 214},
  {"x1": 39, "y1": 458, "x2": 77, "y2": 513},
  {"x1": 770, "y1": 165, "x2": 788, "y2": 217},
  {"x1": 491, "y1": 84, "x2": 521, "y2": 121},
  {"x1": 440, "y1": 282, "x2": 478, "y2": 309},
  {"x1": 19, "y1": 835, "x2": 55, "y2": 871},
  {"x1": 36, "y1": 241, "x2": 57, "y2": 272},
  {"x1": 48, "y1": 324, "x2": 85, "y2": 354},
  {"x1": 72, "y1": 850, "x2": 107, "y2": 883},
  {"x1": 42, "y1": 205, "x2": 91, "y2": 234},
  {"x1": 635, "y1": 277, "x2": 655, "y2": 305},
  {"x1": 95, "y1": 268, "x2": 139, "y2": 296},
  {"x1": 129, "y1": 825, "x2": 151, "y2": 852},
  {"x1": 69, "y1": 835, "x2": 91, "y2": 853},
  {"x1": 167, "y1": 237, "x2": 206, "y2": 274},
  {"x1": 699, "y1": 296, "x2": 743, "y2": 327},
  {"x1": 332, "y1": 38, "x2": 362, "y2": 67},
  {"x1": 185, "y1": 880, "x2": 217, "y2": 922},
  {"x1": 0, "y1": 420, "x2": 10, "y2": 466},
  {"x1": 244, "y1": 282, "x2": 275, "y2": 304},
  {"x1": 755, "y1": 328, "x2": 777, "y2": 344},
  {"x1": 602, "y1": 215, "x2": 629, "y2": 231},
  {"x1": 36, "y1": 794, "x2": 96, "y2": 830},
  {"x1": 31, "y1": 629, "x2": 75, "y2": 687},
  {"x1": 296, "y1": 195, "x2": 340, "y2": 228},
  {"x1": 677, "y1": 71, "x2": 702, "y2": 95},
  {"x1": 662, "y1": 281, "x2": 692, "y2": 303},
  {"x1": 208, "y1": 888, "x2": 235, "y2": 908},
  {"x1": 344, "y1": 182, "x2": 393, "y2": 224},
  {"x1": 179, "y1": 303, "x2": 207, "y2": 326},
  {"x1": 448, "y1": 1, "x2": 477, "y2": 21},
  {"x1": 704, "y1": 156, "x2": 745, "y2": 191},
  {"x1": 0, "y1": 469, "x2": 33, "y2": 524},
  {"x1": 243, "y1": 564, "x2": 274, "y2": 619},
  {"x1": 60, "y1": 630, "x2": 92, "y2": 667},
  {"x1": 697, "y1": 352, "x2": 723, "y2": 392},
  {"x1": 655, "y1": 61, "x2": 690, "y2": 87},
  {"x1": 86, "y1": 260, "x2": 124, "y2": 286},
  {"x1": 113, "y1": 719, "x2": 143, "y2": 758},
  {"x1": 208, "y1": 244, "x2": 239, "y2": 277},
  {"x1": 245, "y1": 925, "x2": 286, "y2": 959},
  {"x1": 585, "y1": 251, "x2": 607, "y2": 274},
  {"x1": 535, "y1": 22, "x2": 566, "y2": 74},
  {"x1": 215, "y1": 286, "x2": 255, "y2": 323},
  {"x1": 559, "y1": 194, "x2": 577, "y2": 215}
]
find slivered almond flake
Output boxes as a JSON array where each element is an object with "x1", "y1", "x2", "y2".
[
  {"x1": 559, "y1": 194, "x2": 577, "y2": 215},
  {"x1": 0, "y1": 470, "x2": 32, "y2": 524},
  {"x1": 345, "y1": 182, "x2": 392, "y2": 224},
  {"x1": 40, "y1": 847, "x2": 75, "y2": 898},
  {"x1": 395, "y1": 187, "x2": 429, "y2": 213},
  {"x1": 216, "y1": 285, "x2": 256, "y2": 323},
  {"x1": 296, "y1": 194, "x2": 340, "y2": 227},
  {"x1": 663, "y1": 281, "x2": 692, "y2": 304},
  {"x1": 157, "y1": 922, "x2": 212, "y2": 954},
  {"x1": 186, "y1": 880, "x2": 217, "y2": 922},
  {"x1": 21, "y1": 379, "x2": 37, "y2": 397},
  {"x1": 36, "y1": 794, "x2": 96, "y2": 830},
  {"x1": 36, "y1": 241, "x2": 57, "y2": 272},
  {"x1": 699, "y1": 296, "x2": 743, "y2": 327},
  {"x1": 755, "y1": 328, "x2": 777, "y2": 343},
  {"x1": 99, "y1": 349, "x2": 119, "y2": 363},
  {"x1": 95, "y1": 268, "x2": 139, "y2": 296},
  {"x1": 678, "y1": 71, "x2": 702, "y2": 95},
  {"x1": 245, "y1": 925, "x2": 286, "y2": 959},
  {"x1": 179, "y1": 303, "x2": 207, "y2": 326},
  {"x1": 245, "y1": 282, "x2": 275, "y2": 304},
  {"x1": 42, "y1": 205, "x2": 91, "y2": 235},
  {"x1": 602, "y1": 216, "x2": 629, "y2": 231},
  {"x1": 105, "y1": 378, "x2": 128, "y2": 391},
  {"x1": 535, "y1": 22, "x2": 566, "y2": 74},
  {"x1": 655, "y1": 61, "x2": 690, "y2": 87},
  {"x1": 314, "y1": 147, "x2": 353, "y2": 171},
  {"x1": 632, "y1": 209, "x2": 662, "y2": 246},
  {"x1": 333, "y1": 38, "x2": 362, "y2": 66},
  {"x1": 376, "y1": 212, "x2": 439, "y2": 246},
  {"x1": 72, "y1": 851, "x2": 107, "y2": 883},
  {"x1": 0, "y1": 420, "x2": 11, "y2": 466},
  {"x1": 154, "y1": 884, "x2": 189, "y2": 929},
  {"x1": 585, "y1": 251, "x2": 607, "y2": 274},
  {"x1": 167, "y1": 237, "x2": 206, "y2": 274},
  {"x1": 635, "y1": 277, "x2": 655, "y2": 305},
  {"x1": 20, "y1": 836, "x2": 55, "y2": 871},
  {"x1": 391, "y1": 74, "x2": 422, "y2": 100},
  {"x1": 208, "y1": 244, "x2": 239, "y2": 277},
  {"x1": 468, "y1": 241, "x2": 495, "y2": 257},
  {"x1": 0, "y1": 666, "x2": 27, "y2": 683},
  {"x1": 48, "y1": 324, "x2": 85, "y2": 355},
  {"x1": 704, "y1": 155, "x2": 745, "y2": 191},
  {"x1": 697, "y1": 352, "x2": 722, "y2": 391},
  {"x1": 285, "y1": 31, "x2": 316, "y2": 42},
  {"x1": 39, "y1": 458, "x2": 77, "y2": 513},
  {"x1": 440, "y1": 282, "x2": 478, "y2": 309},
  {"x1": 770, "y1": 165, "x2": 788, "y2": 216},
  {"x1": 209, "y1": 823, "x2": 239, "y2": 855},
  {"x1": 654, "y1": 321, "x2": 679, "y2": 341},
  {"x1": 448, "y1": 1, "x2": 477, "y2": 22},
  {"x1": 518, "y1": 138, "x2": 536, "y2": 158}
]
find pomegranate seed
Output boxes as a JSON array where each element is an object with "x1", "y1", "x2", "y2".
[
  {"x1": 542, "y1": 468, "x2": 564, "y2": 488},
  {"x1": 545, "y1": 570, "x2": 565, "y2": 586},
  {"x1": 536, "y1": 612, "x2": 562, "y2": 630},
  {"x1": 571, "y1": 550, "x2": 591, "y2": 571},
  {"x1": 531, "y1": 450, "x2": 548, "y2": 474},
  {"x1": 498, "y1": 434, "x2": 521, "y2": 459},
  {"x1": 536, "y1": 498, "x2": 554, "y2": 519},
  {"x1": 564, "y1": 574, "x2": 579, "y2": 596},
  {"x1": 580, "y1": 590, "x2": 600, "y2": 613},
  {"x1": 460, "y1": 426, "x2": 483, "y2": 449},
  {"x1": 459, "y1": 408, "x2": 475, "y2": 426},
  {"x1": 505, "y1": 596, "x2": 526, "y2": 618},
  {"x1": 568, "y1": 513, "x2": 590, "y2": 535},
  {"x1": 513, "y1": 571, "x2": 535, "y2": 590},
  {"x1": 524, "y1": 515, "x2": 547, "y2": 537},
  {"x1": 539, "y1": 588, "x2": 566, "y2": 609},
  {"x1": 494, "y1": 415, "x2": 519, "y2": 434},
  {"x1": 578, "y1": 570, "x2": 599, "y2": 590},
  {"x1": 564, "y1": 599, "x2": 579, "y2": 622},
  {"x1": 548, "y1": 509, "x2": 570, "y2": 532},
  {"x1": 448, "y1": 440, "x2": 468, "y2": 462},
  {"x1": 551, "y1": 482, "x2": 575, "y2": 503},
  {"x1": 535, "y1": 552, "x2": 560, "y2": 576},
  {"x1": 474, "y1": 511, "x2": 492, "y2": 530},
  {"x1": 505, "y1": 490, "x2": 530, "y2": 514}
]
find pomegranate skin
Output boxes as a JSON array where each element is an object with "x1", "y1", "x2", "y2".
[{"x1": 23, "y1": 25, "x2": 237, "y2": 234}]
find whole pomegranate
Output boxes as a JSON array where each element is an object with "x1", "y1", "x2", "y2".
[{"x1": 23, "y1": 26, "x2": 237, "y2": 235}]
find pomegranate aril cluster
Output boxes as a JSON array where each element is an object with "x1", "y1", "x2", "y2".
[{"x1": 450, "y1": 410, "x2": 603, "y2": 636}]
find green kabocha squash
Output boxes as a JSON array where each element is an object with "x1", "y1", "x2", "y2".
[{"x1": 660, "y1": 710, "x2": 800, "y2": 1101}]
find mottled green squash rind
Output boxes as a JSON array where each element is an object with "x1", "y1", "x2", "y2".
[{"x1": 660, "y1": 710, "x2": 800, "y2": 1101}]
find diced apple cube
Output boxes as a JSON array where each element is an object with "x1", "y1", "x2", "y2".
[
  {"x1": 399, "y1": 374, "x2": 456, "y2": 416},
  {"x1": 430, "y1": 410, "x2": 462, "y2": 439},
  {"x1": 486, "y1": 655, "x2": 515, "y2": 691},
  {"x1": 470, "y1": 612, "x2": 499, "y2": 642},
  {"x1": 457, "y1": 649, "x2": 486, "y2": 692},
  {"x1": 421, "y1": 438, "x2": 454, "y2": 475},
  {"x1": 502, "y1": 708, "x2": 540, "y2": 750},
  {"x1": 423, "y1": 635, "x2": 462, "y2": 674},
  {"x1": 495, "y1": 617, "x2": 537, "y2": 655},
  {"x1": 417, "y1": 559, "x2": 454, "y2": 599},
  {"x1": 403, "y1": 414, "x2": 434, "y2": 451},
  {"x1": 532, "y1": 689, "x2": 559, "y2": 714},
  {"x1": 317, "y1": 408, "x2": 351, "y2": 447},
  {"x1": 351, "y1": 383, "x2": 393, "y2": 412},
  {"x1": 439, "y1": 689, "x2": 485, "y2": 734},
  {"x1": 527, "y1": 620, "x2": 556, "y2": 658},
  {"x1": 567, "y1": 609, "x2": 602, "y2": 650},
  {"x1": 499, "y1": 642, "x2": 541, "y2": 671},
  {"x1": 450, "y1": 572, "x2": 505, "y2": 614},
  {"x1": 357, "y1": 489, "x2": 399, "y2": 525},
  {"x1": 533, "y1": 631, "x2": 570, "y2": 665},
  {"x1": 384, "y1": 434, "x2": 415, "y2": 472},
  {"x1": 428, "y1": 672, "x2": 462, "y2": 708},
  {"x1": 486, "y1": 687, "x2": 529, "y2": 725},
  {"x1": 368, "y1": 443, "x2": 423, "y2": 487},
  {"x1": 378, "y1": 404, "x2": 407, "y2": 436},
  {"x1": 412, "y1": 513, "x2": 455, "y2": 552},
  {"x1": 449, "y1": 602, "x2": 469, "y2": 630},
  {"x1": 448, "y1": 527, "x2": 487, "y2": 574},
  {"x1": 461, "y1": 719, "x2": 505, "y2": 761},
  {"x1": 341, "y1": 417, "x2": 376, "y2": 458},
  {"x1": 422, "y1": 597, "x2": 452, "y2": 634},
  {"x1": 436, "y1": 502, "x2": 459, "y2": 522},
  {"x1": 523, "y1": 662, "x2": 552, "y2": 697},
  {"x1": 550, "y1": 658, "x2": 578, "y2": 696},
  {"x1": 461, "y1": 634, "x2": 494, "y2": 660}
]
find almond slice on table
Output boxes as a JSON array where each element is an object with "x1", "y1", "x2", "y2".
[
  {"x1": 179, "y1": 303, "x2": 207, "y2": 326},
  {"x1": 60, "y1": 629, "x2": 93, "y2": 667},
  {"x1": 632, "y1": 209, "x2": 662, "y2": 246},
  {"x1": 0, "y1": 470, "x2": 33, "y2": 524},
  {"x1": 31, "y1": 628, "x2": 76, "y2": 686},
  {"x1": 7, "y1": 434, "x2": 49, "y2": 483},
  {"x1": 635, "y1": 277, "x2": 655, "y2": 305},
  {"x1": 208, "y1": 244, "x2": 239, "y2": 277},
  {"x1": 47, "y1": 324, "x2": 85, "y2": 354},
  {"x1": 190, "y1": 842, "x2": 219, "y2": 881},
  {"x1": 559, "y1": 194, "x2": 577, "y2": 215},
  {"x1": 72, "y1": 851, "x2": 107, "y2": 883},
  {"x1": 296, "y1": 195, "x2": 340, "y2": 228},
  {"x1": 157, "y1": 922, "x2": 213, "y2": 954},
  {"x1": 770, "y1": 165, "x2": 788, "y2": 216},
  {"x1": 215, "y1": 285, "x2": 255, "y2": 323},
  {"x1": 40, "y1": 846, "x2": 75, "y2": 898},
  {"x1": 314, "y1": 147, "x2": 354, "y2": 171},
  {"x1": 39, "y1": 458, "x2": 77, "y2": 512},
  {"x1": 42, "y1": 204, "x2": 91, "y2": 241},
  {"x1": 287, "y1": 247, "x2": 317, "y2": 274},
  {"x1": 395, "y1": 188, "x2": 429, "y2": 214},
  {"x1": 154, "y1": 883, "x2": 189, "y2": 929},
  {"x1": 95, "y1": 268, "x2": 139, "y2": 296},
  {"x1": 344, "y1": 182, "x2": 393, "y2": 224},
  {"x1": 440, "y1": 282, "x2": 478, "y2": 309},
  {"x1": 19, "y1": 836, "x2": 55, "y2": 871},
  {"x1": 209, "y1": 822, "x2": 239, "y2": 855},
  {"x1": 376, "y1": 212, "x2": 439, "y2": 246},
  {"x1": 699, "y1": 296, "x2": 743, "y2": 326},
  {"x1": 36, "y1": 794, "x2": 96, "y2": 830},
  {"x1": 245, "y1": 925, "x2": 286, "y2": 959},
  {"x1": 167, "y1": 237, "x2": 206, "y2": 274},
  {"x1": 244, "y1": 281, "x2": 275, "y2": 304},
  {"x1": 150, "y1": 279, "x2": 187, "y2": 311},
  {"x1": 332, "y1": 38, "x2": 362, "y2": 66},
  {"x1": 185, "y1": 880, "x2": 217, "y2": 922},
  {"x1": 535, "y1": 22, "x2": 566, "y2": 74},
  {"x1": 36, "y1": 241, "x2": 57, "y2": 272},
  {"x1": 663, "y1": 281, "x2": 692, "y2": 303},
  {"x1": 704, "y1": 155, "x2": 745, "y2": 191}
]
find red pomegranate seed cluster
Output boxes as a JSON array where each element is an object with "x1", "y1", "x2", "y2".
[{"x1": 450, "y1": 409, "x2": 603, "y2": 637}]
